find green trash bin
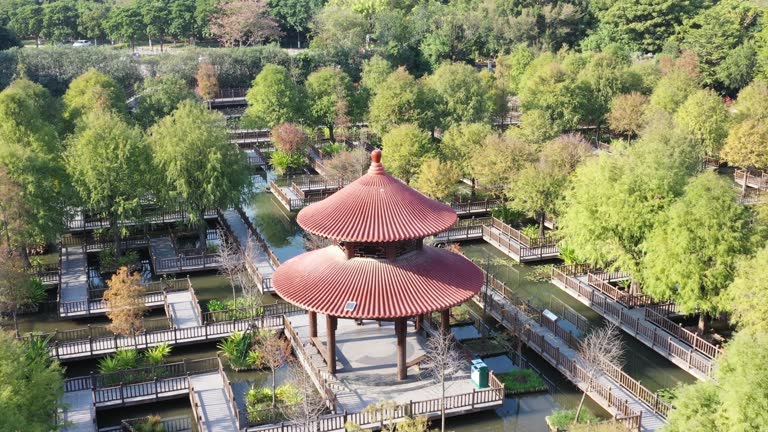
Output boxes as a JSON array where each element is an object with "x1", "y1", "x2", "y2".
[{"x1": 470, "y1": 359, "x2": 488, "y2": 389}]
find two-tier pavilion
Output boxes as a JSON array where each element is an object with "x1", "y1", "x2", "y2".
[{"x1": 273, "y1": 150, "x2": 483, "y2": 380}]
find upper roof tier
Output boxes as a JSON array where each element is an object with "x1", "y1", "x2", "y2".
[{"x1": 296, "y1": 149, "x2": 457, "y2": 242}]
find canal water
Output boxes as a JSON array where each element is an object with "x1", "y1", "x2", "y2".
[{"x1": 9, "y1": 172, "x2": 696, "y2": 430}]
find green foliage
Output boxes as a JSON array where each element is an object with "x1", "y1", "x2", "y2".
[
  {"x1": 380, "y1": 123, "x2": 433, "y2": 183},
  {"x1": 66, "y1": 109, "x2": 151, "y2": 254},
  {"x1": 144, "y1": 343, "x2": 172, "y2": 366},
  {"x1": 721, "y1": 246, "x2": 768, "y2": 335},
  {"x1": 99, "y1": 348, "x2": 140, "y2": 374},
  {"x1": 244, "y1": 64, "x2": 303, "y2": 129},
  {"x1": 721, "y1": 118, "x2": 768, "y2": 169},
  {"x1": 674, "y1": 89, "x2": 729, "y2": 157},
  {"x1": 305, "y1": 66, "x2": 355, "y2": 138},
  {"x1": 0, "y1": 78, "x2": 67, "y2": 249},
  {"x1": 732, "y1": 80, "x2": 768, "y2": 122},
  {"x1": 269, "y1": 149, "x2": 306, "y2": 175},
  {"x1": 98, "y1": 249, "x2": 140, "y2": 271},
  {"x1": 149, "y1": 100, "x2": 251, "y2": 243},
  {"x1": 547, "y1": 409, "x2": 599, "y2": 429},
  {"x1": 360, "y1": 55, "x2": 393, "y2": 95},
  {"x1": 412, "y1": 158, "x2": 460, "y2": 201},
  {"x1": 133, "y1": 74, "x2": 196, "y2": 128},
  {"x1": 440, "y1": 122, "x2": 492, "y2": 178},
  {"x1": 676, "y1": 0, "x2": 760, "y2": 92},
  {"x1": 63, "y1": 68, "x2": 127, "y2": 125},
  {"x1": 369, "y1": 67, "x2": 435, "y2": 135},
  {"x1": 666, "y1": 332, "x2": 768, "y2": 431},
  {"x1": 492, "y1": 205, "x2": 524, "y2": 226},
  {"x1": 608, "y1": 92, "x2": 649, "y2": 139},
  {"x1": 218, "y1": 330, "x2": 263, "y2": 370},
  {"x1": 0, "y1": 330, "x2": 64, "y2": 432},
  {"x1": 469, "y1": 134, "x2": 535, "y2": 192},
  {"x1": 495, "y1": 369, "x2": 547, "y2": 394},
  {"x1": 246, "y1": 383, "x2": 301, "y2": 424},
  {"x1": 134, "y1": 415, "x2": 165, "y2": 432},
  {"x1": 520, "y1": 225, "x2": 540, "y2": 239},
  {"x1": 0, "y1": 25, "x2": 21, "y2": 50},
  {"x1": 496, "y1": 44, "x2": 535, "y2": 95},
  {"x1": 427, "y1": 62, "x2": 494, "y2": 129},
  {"x1": 559, "y1": 129, "x2": 698, "y2": 278},
  {"x1": 642, "y1": 172, "x2": 754, "y2": 316},
  {"x1": 649, "y1": 70, "x2": 700, "y2": 114}
]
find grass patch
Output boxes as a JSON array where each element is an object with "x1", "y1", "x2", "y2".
[
  {"x1": 546, "y1": 409, "x2": 600, "y2": 430},
  {"x1": 496, "y1": 369, "x2": 548, "y2": 395}
]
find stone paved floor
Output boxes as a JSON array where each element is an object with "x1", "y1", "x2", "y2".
[{"x1": 290, "y1": 315, "x2": 486, "y2": 413}]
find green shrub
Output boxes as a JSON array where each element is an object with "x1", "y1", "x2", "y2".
[
  {"x1": 207, "y1": 299, "x2": 226, "y2": 312},
  {"x1": 520, "y1": 225, "x2": 539, "y2": 239},
  {"x1": 270, "y1": 150, "x2": 306, "y2": 175},
  {"x1": 98, "y1": 248, "x2": 140, "y2": 271},
  {"x1": 547, "y1": 409, "x2": 600, "y2": 429},
  {"x1": 496, "y1": 369, "x2": 548, "y2": 395},
  {"x1": 144, "y1": 343, "x2": 171, "y2": 366},
  {"x1": 492, "y1": 206, "x2": 524, "y2": 225},
  {"x1": 134, "y1": 415, "x2": 165, "y2": 432}
]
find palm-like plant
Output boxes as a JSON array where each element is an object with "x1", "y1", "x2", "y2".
[
  {"x1": 98, "y1": 355, "x2": 122, "y2": 374},
  {"x1": 218, "y1": 331, "x2": 256, "y2": 369},
  {"x1": 23, "y1": 334, "x2": 53, "y2": 367},
  {"x1": 113, "y1": 348, "x2": 139, "y2": 369},
  {"x1": 144, "y1": 343, "x2": 171, "y2": 366}
]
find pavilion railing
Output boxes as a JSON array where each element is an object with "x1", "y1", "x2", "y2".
[{"x1": 245, "y1": 371, "x2": 504, "y2": 432}]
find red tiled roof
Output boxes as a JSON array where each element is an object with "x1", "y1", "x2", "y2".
[
  {"x1": 296, "y1": 150, "x2": 457, "y2": 242},
  {"x1": 272, "y1": 246, "x2": 483, "y2": 319}
]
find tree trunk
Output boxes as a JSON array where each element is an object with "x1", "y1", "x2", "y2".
[
  {"x1": 112, "y1": 214, "x2": 122, "y2": 258},
  {"x1": 18, "y1": 244, "x2": 31, "y2": 268},
  {"x1": 328, "y1": 125, "x2": 335, "y2": 143},
  {"x1": 271, "y1": 368, "x2": 277, "y2": 408},
  {"x1": 130, "y1": 40, "x2": 135, "y2": 51},
  {"x1": 471, "y1": 178, "x2": 477, "y2": 198},
  {"x1": 629, "y1": 279, "x2": 640, "y2": 295},
  {"x1": 441, "y1": 377, "x2": 446, "y2": 432},
  {"x1": 574, "y1": 391, "x2": 587, "y2": 425},
  {"x1": 160, "y1": 37, "x2": 164, "y2": 52},
  {"x1": 13, "y1": 309, "x2": 19, "y2": 337},
  {"x1": 198, "y1": 209, "x2": 208, "y2": 252},
  {"x1": 538, "y1": 211, "x2": 546, "y2": 238},
  {"x1": 297, "y1": 33, "x2": 300, "y2": 49},
  {"x1": 698, "y1": 312, "x2": 707, "y2": 335},
  {"x1": 148, "y1": 37, "x2": 152, "y2": 50},
  {"x1": 35, "y1": 35, "x2": 39, "y2": 47},
  {"x1": 742, "y1": 170, "x2": 749, "y2": 197}
]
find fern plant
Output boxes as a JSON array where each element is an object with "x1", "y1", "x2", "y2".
[{"x1": 144, "y1": 343, "x2": 171, "y2": 366}]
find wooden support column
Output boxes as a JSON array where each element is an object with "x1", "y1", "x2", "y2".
[
  {"x1": 309, "y1": 311, "x2": 317, "y2": 338},
  {"x1": 326, "y1": 315, "x2": 337, "y2": 375},
  {"x1": 396, "y1": 318, "x2": 407, "y2": 381},
  {"x1": 415, "y1": 315, "x2": 423, "y2": 332},
  {"x1": 440, "y1": 308, "x2": 450, "y2": 336}
]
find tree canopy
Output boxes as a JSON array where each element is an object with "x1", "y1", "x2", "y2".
[
  {"x1": 149, "y1": 100, "x2": 250, "y2": 246},
  {"x1": 244, "y1": 64, "x2": 303, "y2": 128}
]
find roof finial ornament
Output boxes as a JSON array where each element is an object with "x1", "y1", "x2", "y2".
[{"x1": 368, "y1": 149, "x2": 385, "y2": 175}]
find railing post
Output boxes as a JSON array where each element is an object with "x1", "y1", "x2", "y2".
[
  {"x1": 119, "y1": 382, "x2": 124, "y2": 405},
  {"x1": 471, "y1": 389, "x2": 476, "y2": 409},
  {"x1": 154, "y1": 376, "x2": 159, "y2": 399}
]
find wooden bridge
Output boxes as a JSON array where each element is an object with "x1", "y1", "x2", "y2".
[
  {"x1": 734, "y1": 168, "x2": 768, "y2": 192},
  {"x1": 66, "y1": 209, "x2": 219, "y2": 233},
  {"x1": 207, "y1": 88, "x2": 247, "y2": 108},
  {"x1": 551, "y1": 265, "x2": 717, "y2": 380},
  {"x1": 475, "y1": 272, "x2": 669, "y2": 431},
  {"x1": 60, "y1": 357, "x2": 238, "y2": 432},
  {"x1": 223, "y1": 207, "x2": 281, "y2": 294},
  {"x1": 450, "y1": 198, "x2": 501, "y2": 217},
  {"x1": 26, "y1": 302, "x2": 304, "y2": 361},
  {"x1": 434, "y1": 217, "x2": 560, "y2": 262},
  {"x1": 269, "y1": 176, "x2": 346, "y2": 212},
  {"x1": 58, "y1": 279, "x2": 191, "y2": 318}
]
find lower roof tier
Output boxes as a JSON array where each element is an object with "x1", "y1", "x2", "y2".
[{"x1": 272, "y1": 245, "x2": 483, "y2": 319}]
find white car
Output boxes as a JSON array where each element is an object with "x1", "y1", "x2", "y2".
[{"x1": 72, "y1": 40, "x2": 92, "y2": 47}]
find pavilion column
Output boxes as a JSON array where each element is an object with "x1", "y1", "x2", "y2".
[
  {"x1": 326, "y1": 315, "x2": 337, "y2": 375},
  {"x1": 440, "y1": 308, "x2": 450, "y2": 336},
  {"x1": 309, "y1": 311, "x2": 317, "y2": 338},
  {"x1": 395, "y1": 318, "x2": 407, "y2": 381},
  {"x1": 415, "y1": 315, "x2": 423, "y2": 332}
]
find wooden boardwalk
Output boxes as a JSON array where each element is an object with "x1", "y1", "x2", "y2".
[
  {"x1": 149, "y1": 236, "x2": 222, "y2": 275},
  {"x1": 551, "y1": 267, "x2": 714, "y2": 380},
  {"x1": 66, "y1": 209, "x2": 219, "y2": 232},
  {"x1": 229, "y1": 207, "x2": 281, "y2": 294},
  {"x1": 433, "y1": 217, "x2": 560, "y2": 262},
  {"x1": 190, "y1": 373, "x2": 240, "y2": 432},
  {"x1": 60, "y1": 390, "x2": 96, "y2": 432},
  {"x1": 59, "y1": 246, "x2": 89, "y2": 313},
  {"x1": 166, "y1": 291, "x2": 202, "y2": 328},
  {"x1": 475, "y1": 282, "x2": 663, "y2": 431}
]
